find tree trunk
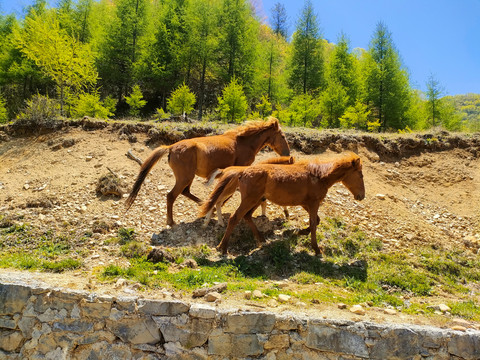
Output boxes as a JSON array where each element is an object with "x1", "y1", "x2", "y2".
[{"x1": 198, "y1": 56, "x2": 207, "y2": 120}]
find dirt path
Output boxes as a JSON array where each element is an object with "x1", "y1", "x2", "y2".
[{"x1": 0, "y1": 121, "x2": 479, "y2": 328}]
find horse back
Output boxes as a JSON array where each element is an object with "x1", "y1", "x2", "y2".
[{"x1": 170, "y1": 136, "x2": 237, "y2": 179}]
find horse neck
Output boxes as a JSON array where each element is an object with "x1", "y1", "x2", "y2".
[
  {"x1": 235, "y1": 129, "x2": 271, "y2": 164},
  {"x1": 324, "y1": 161, "x2": 353, "y2": 188}
]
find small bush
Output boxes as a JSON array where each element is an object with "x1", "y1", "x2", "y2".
[
  {"x1": 167, "y1": 83, "x2": 196, "y2": 117},
  {"x1": 16, "y1": 94, "x2": 61, "y2": 124},
  {"x1": 125, "y1": 85, "x2": 146, "y2": 117},
  {"x1": 120, "y1": 241, "x2": 148, "y2": 258},
  {"x1": 71, "y1": 92, "x2": 116, "y2": 119},
  {"x1": 0, "y1": 94, "x2": 8, "y2": 123},
  {"x1": 118, "y1": 227, "x2": 136, "y2": 245}
]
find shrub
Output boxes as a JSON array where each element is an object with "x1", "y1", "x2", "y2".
[
  {"x1": 217, "y1": 77, "x2": 248, "y2": 123},
  {"x1": 167, "y1": 83, "x2": 196, "y2": 117},
  {"x1": 125, "y1": 85, "x2": 146, "y2": 117},
  {"x1": 0, "y1": 94, "x2": 8, "y2": 123},
  {"x1": 71, "y1": 92, "x2": 116, "y2": 119},
  {"x1": 16, "y1": 94, "x2": 61, "y2": 124}
]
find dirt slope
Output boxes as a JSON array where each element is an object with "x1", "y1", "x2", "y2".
[{"x1": 0, "y1": 120, "x2": 479, "y2": 327}]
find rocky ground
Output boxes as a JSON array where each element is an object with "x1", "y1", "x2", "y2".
[{"x1": 0, "y1": 119, "x2": 479, "y2": 328}]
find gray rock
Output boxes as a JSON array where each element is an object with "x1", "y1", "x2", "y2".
[
  {"x1": 189, "y1": 304, "x2": 216, "y2": 319},
  {"x1": 447, "y1": 332, "x2": 480, "y2": 359},
  {"x1": 137, "y1": 299, "x2": 190, "y2": 316},
  {"x1": 106, "y1": 317, "x2": 161, "y2": 345},
  {"x1": 0, "y1": 284, "x2": 31, "y2": 315},
  {"x1": 52, "y1": 320, "x2": 93, "y2": 333},
  {"x1": 154, "y1": 314, "x2": 214, "y2": 348},
  {"x1": 71, "y1": 341, "x2": 133, "y2": 360},
  {"x1": 208, "y1": 329, "x2": 264, "y2": 357},
  {"x1": 0, "y1": 330, "x2": 23, "y2": 352},
  {"x1": 306, "y1": 323, "x2": 369, "y2": 358},
  {"x1": 224, "y1": 312, "x2": 276, "y2": 334}
]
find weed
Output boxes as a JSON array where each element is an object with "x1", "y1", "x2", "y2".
[
  {"x1": 118, "y1": 227, "x2": 136, "y2": 244},
  {"x1": 120, "y1": 241, "x2": 148, "y2": 258}
]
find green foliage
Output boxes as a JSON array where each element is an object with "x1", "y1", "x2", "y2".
[
  {"x1": 0, "y1": 0, "x2": 475, "y2": 131},
  {"x1": 339, "y1": 101, "x2": 371, "y2": 130},
  {"x1": 289, "y1": 0, "x2": 324, "y2": 94},
  {"x1": 167, "y1": 83, "x2": 196, "y2": 116},
  {"x1": 255, "y1": 95, "x2": 272, "y2": 118},
  {"x1": 125, "y1": 85, "x2": 147, "y2": 117},
  {"x1": 120, "y1": 241, "x2": 149, "y2": 258},
  {"x1": 117, "y1": 227, "x2": 136, "y2": 245},
  {"x1": 17, "y1": 94, "x2": 61, "y2": 123},
  {"x1": 289, "y1": 93, "x2": 321, "y2": 127},
  {"x1": 15, "y1": 10, "x2": 98, "y2": 113},
  {"x1": 363, "y1": 22, "x2": 411, "y2": 130},
  {"x1": 71, "y1": 92, "x2": 116, "y2": 119},
  {"x1": 217, "y1": 77, "x2": 248, "y2": 123},
  {"x1": 0, "y1": 94, "x2": 8, "y2": 123}
]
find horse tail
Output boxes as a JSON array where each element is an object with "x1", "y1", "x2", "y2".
[
  {"x1": 204, "y1": 168, "x2": 224, "y2": 187},
  {"x1": 125, "y1": 146, "x2": 170, "y2": 211},
  {"x1": 199, "y1": 171, "x2": 240, "y2": 217}
]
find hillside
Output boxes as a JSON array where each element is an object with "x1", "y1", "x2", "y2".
[{"x1": 0, "y1": 119, "x2": 479, "y2": 328}]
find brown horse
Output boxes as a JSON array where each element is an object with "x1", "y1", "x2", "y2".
[
  {"x1": 202, "y1": 156, "x2": 294, "y2": 227},
  {"x1": 199, "y1": 152, "x2": 365, "y2": 255},
  {"x1": 125, "y1": 117, "x2": 290, "y2": 226}
]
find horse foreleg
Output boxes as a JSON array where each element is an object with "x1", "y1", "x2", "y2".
[
  {"x1": 309, "y1": 207, "x2": 322, "y2": 256},
  {"x1": 244, "y1": 203, "x2": 264, "y2": 247},
  {"x1": 283, "y1": 207, "x2": 289, "y2": 218}
]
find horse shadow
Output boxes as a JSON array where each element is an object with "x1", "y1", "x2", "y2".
[{"x1": 149, "y1": 215, "x2": 368, "y2": 283}]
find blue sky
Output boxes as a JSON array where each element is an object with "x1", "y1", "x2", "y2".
[
  {"x1": 1, "y1": 0, "x2": 479, "y2": 95},
  {"x1": 257, "y1": 0, "x2": 480, "y2": 96}
]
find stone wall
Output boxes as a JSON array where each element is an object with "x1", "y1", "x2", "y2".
[{"x1": 1, "y1": 280, "x2": 479, "y2": 359}]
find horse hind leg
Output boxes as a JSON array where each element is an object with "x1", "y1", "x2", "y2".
[
  {"x1": 216, "y1": 199, "x2": 259, "y2": 254},
  {"x1": 182, "y1": 184, "x2": 202, "y2": 203},
  {"x1": 243, "y1": 203, "x2": 265, "y2": 247}
]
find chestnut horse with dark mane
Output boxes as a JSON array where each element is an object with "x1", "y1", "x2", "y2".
[
  {"x1": 202, "y1": 155, "x2": 295, "y2": 227},
  {"x1": 126, "y1": 117, "x2": 290, "y2": 226},
  {"x1": 199, "y1": 152, "x2": 365, "y2": 255}
]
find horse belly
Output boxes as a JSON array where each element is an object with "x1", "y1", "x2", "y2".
[
  {"x1": 264, "y1": 181, "x2": 307, "y2": 206},
  {"x1": 195, "y1": 141, "x2": 236, "y2": 178}
]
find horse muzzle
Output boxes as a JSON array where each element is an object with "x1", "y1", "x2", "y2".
[{"x1": 355, "y1": 193, "x2": 365, "y2": 201}]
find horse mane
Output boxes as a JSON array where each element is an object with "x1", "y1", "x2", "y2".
[
  {"x1": 307, "y1": 152, "x2": 361, "y2": 179},
  {"x1": 224, "y1": 117, "x2": 279, "y2": 138}
]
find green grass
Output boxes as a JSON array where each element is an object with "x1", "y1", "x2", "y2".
[{"x1": 1, "y1": 216, "x2": 480, "y2": 321}]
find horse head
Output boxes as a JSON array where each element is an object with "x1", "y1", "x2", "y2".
[
  {"x1": 265, "y1": 117, "x2": 290, "y2": 156},
  {"x1": 342, "y1": 156, "x2": 365, "y2": 201}
]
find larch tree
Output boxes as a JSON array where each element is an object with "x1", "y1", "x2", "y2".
[
  {"x1": 425, "y1": 73, "x2": 444, "y2": 127},
  {"x1": 288, "y1": 0, "x2": 324, "y2": 95},
  {"x1": 15, "y1": 11, "x2": 98, "y2": 114},
  {"x1": 185, "y1": 0, "x2": 220, "y2": 120},
  {"x1": 363, "y1": 22, "x2": 411, "y2": 130},
  {"x1": 271, "y1": 2, "x2": 288, "y2": 39}
]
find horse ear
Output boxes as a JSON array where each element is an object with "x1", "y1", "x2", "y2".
[
  {"x1": 268, "y1": 117, "x2": 279, "y2": 129},
  {"x1": 289, "y1": 156, "x2": 294, "y2": 164},
  {"x1": 352, "y1": 158, "x2": 361, "y2": 169}
]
